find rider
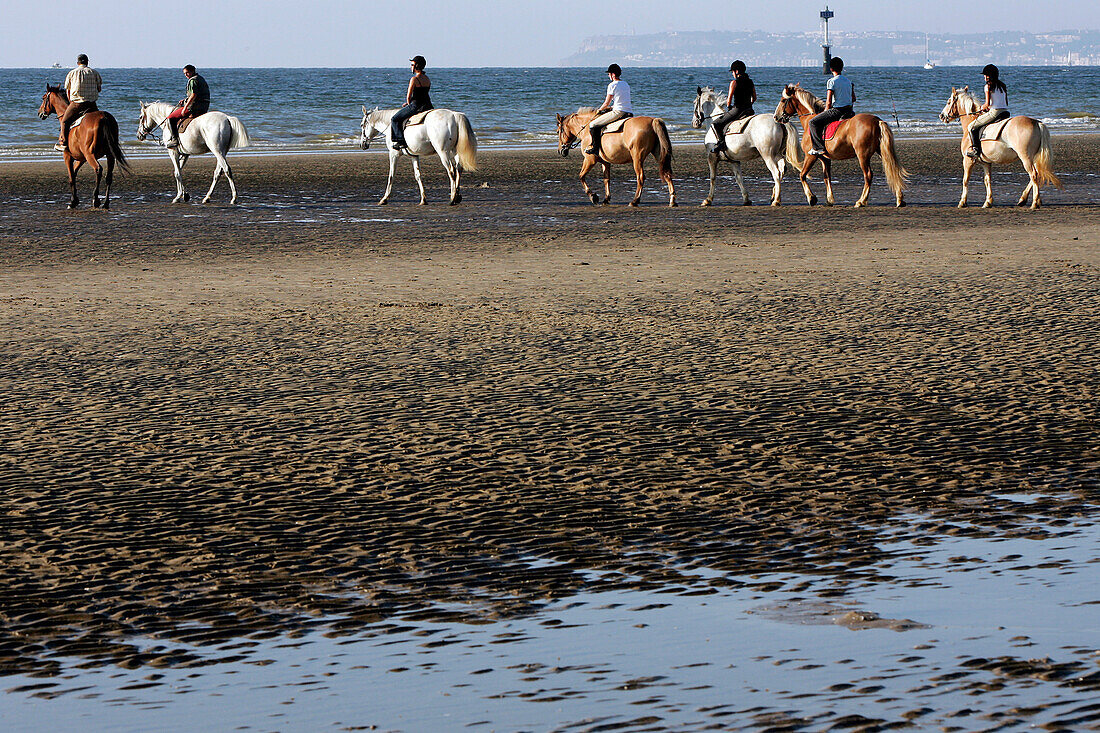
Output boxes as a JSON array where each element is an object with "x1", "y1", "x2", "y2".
[
  {"x1": 710, "y1": 60, "x2": 757, "y2": 154},
  {"x1": 966, "y1": 64, "x2": 1010, "y2": 159},
  {"x1": 391, "y1": 55, "x2": 433, "y2": 152},
  {"x1": 55, "y1": 53, "x2": 102, "y2": 152},
  {"x1": 584, "y1": 64, "x2": 632, "y2": 157},
  {"x1": 165, "y1": 65, "x2": 211, "y2": 149},
  {"x1": 808, "y1": 56, "x2": 855, "y2": 157}
]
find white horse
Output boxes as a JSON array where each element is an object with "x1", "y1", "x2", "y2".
[
  {"x1": 137, "y1": 102, "x2": 250, "y2": 204},
  {"x1": 360, "y1": 106, "x2": 477, "y2": 205},
  {"x1": 692, "y1": 86, "x2": 801, "y2": 206}
]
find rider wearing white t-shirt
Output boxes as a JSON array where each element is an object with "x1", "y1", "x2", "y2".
[{"x1": 584, "y1": 64, "x2": 633, "y2": 156}]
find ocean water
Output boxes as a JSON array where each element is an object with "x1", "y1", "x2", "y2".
[{"x1": 2, "y1": 66, "x2": 1098, "y2": 159}]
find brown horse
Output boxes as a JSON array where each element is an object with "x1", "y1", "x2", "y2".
[
  {"x1": 556, "y1": 109, "x2": 676, "y2": 207},
  {"x1": 774, "y1": 85, "x2": 907, "y2": 208},
  {"x1": 37, "y1": 84, "x2": 129, "y2": 209},
  {"x1": 938, "y1": 86, "x2": 1062, "y2": 209}
]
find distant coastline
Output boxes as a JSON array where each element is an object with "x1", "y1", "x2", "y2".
[{"x1": 561, "y1": 30, "x2": 1100, "y2": 68}]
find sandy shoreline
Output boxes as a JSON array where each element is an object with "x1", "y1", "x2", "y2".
[{"x1": 1, "y1": 135, "x2": 1098, "y2": 728}]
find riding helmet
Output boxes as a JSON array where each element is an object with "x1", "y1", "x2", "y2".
[
  {"x1": 410, "y1": 55, "x2": 427, "y2": 70},
  {"x1": 730, "y1": 60, "x2": 746, "y2": 73},
  {"x1": 606, "y1": 64, "x2": 622, "y2": 76},
  {"x1": 982, "y1": 63, "x2": 999, "y2": 76}
]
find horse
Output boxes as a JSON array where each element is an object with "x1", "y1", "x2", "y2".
[
  {"x1": 137, "y1": 102, "x2": 251, "y2": 204},
  {"x1": 692, "y1": 86, "x2": 801, "y2": 206},
  {"x1": 774, "y1": 84, "x2": 908, "y2": 208},
  {"x1": 938, "y1": 86, "x2": 1062, "y2": 209},
  {"x1": 360, "y1": 106, "x2": 478, "y2": 205},
  {"x1": 556, "y1": 109, "x2": 676, "y2": 207},
  {"x1": 37, "y1": 85, "x2": 129, "y2": 209}
]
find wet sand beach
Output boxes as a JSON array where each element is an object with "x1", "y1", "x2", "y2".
[{"x1": 1, "y1": 137, "x2": 1098, "y2": 730}]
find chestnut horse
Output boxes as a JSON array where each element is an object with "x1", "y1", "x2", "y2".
[
  {"x1": 556, "y1": 109, "x2": 676, "y2": 207},
  {"x1": 938, "y1": 86, "x2": 1061, "y2": 209},
  {"x1": 37, "y1": 85, "x2": 129, "y2": 209},
  {"x1": 774, "y1": 85, "x2": 907, "y2": 208}
]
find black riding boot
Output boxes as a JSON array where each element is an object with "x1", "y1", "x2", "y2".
[
  {"x1": 584, "y1": 130, "x2": 601, "y2": 156},
  {"x1": 166, "y1": 119, "x2": 180, "y2": 148}
]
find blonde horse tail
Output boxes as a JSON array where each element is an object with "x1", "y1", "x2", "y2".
[
  {"x1": 878, "y1": 120, "x2": 909, "y2": 195},
  {"x1": 653, "y1": 117, "x2": 673, "y2": 175},
  {"x1": 228, "y1": 116, "x2": 251, "y2": 149},
  {"x1": 1033, "y1": 121, "x2": 1063, "y2": 189},
  {"x1": 455, "y1": 113, "x2": 478, "y2": 172},
  {"x1": 783, "y1": 121, "x2": 803, "y2": 168}
]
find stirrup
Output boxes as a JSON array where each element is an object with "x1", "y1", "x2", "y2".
[
  {"x1": 166, "y1": 138, "x2": 179, "y2": 148},
  {"x1": 583, "y1": 146, "x2": 597, "y2": 156},
  {"x1": 54, "y1": 143, "x2": 66, "y2": 152}
]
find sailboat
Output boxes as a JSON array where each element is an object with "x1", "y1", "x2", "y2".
[{"x1": 923, "y1": 35, "x2": 936, "y2": 70}]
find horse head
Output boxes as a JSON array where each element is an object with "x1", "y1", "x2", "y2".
[
  {"x1": 360, "y1": 105, "x2": 382, "y2": 150},
  {"x1": 774, "y1": 84, "x2": 799, "y2": 122},
  {"x1": 939, "y1": 86, "x2": 972, "y2": 123},
  {"x1": 38, "y1": 84, "x2": 62, "y2": 120},
  {"x1": 556, "y1": 113, "x2": 577, "y2": 158},
  {"x1": 692, "y1": 86, "x2": 719, "y2": 129}
]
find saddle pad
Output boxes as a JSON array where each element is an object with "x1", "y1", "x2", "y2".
[
  {"x1": 178, "y1": 116, "x2": 196, "y2": 135},
  {"x1": 979, "y1": 118, "x2": 1011, "y2": 142},
  {"x1": 725, "y1": 115, "x2": 755, "y2": 136},
  {"x1": 405, "y1": 110, "x2": 433, "y2": 127},
  {"x1": 824, "y1": 119, "x2": 844, "y2": 141},
  {"x1": 70, "y1": 114, "x2": 87, "y2": 129},
  {"x1": 602, "y1": 116, "x2": 632, "y2": 134}
]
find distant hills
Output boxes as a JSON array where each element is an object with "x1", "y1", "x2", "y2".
[{"x1": 560, "y1": 30, "x2": 1100, "y2": 67}]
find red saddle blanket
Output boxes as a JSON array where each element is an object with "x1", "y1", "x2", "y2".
[{"x1": 824, "y1": 119, "x2": 844, "y2": 141}]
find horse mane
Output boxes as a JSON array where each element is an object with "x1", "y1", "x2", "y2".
[
  {"x1": 574, "y1": 106, "x2": 598, "y2": 115},
  {"x1": 698, "y1": 86, "x2": 728, "y2": 107},
  {"x1": 957, "y1": 90, "x2": 982, "y2": 114},
  {"x1": 795, "y1": 88, "x2": 826, "y2": 113}
]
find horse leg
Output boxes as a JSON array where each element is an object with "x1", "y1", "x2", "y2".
[
  {"x1": 981, "y1": 162, "x2": 994, "y2": 208},
  {"x1": 443, "y1": 152, "x2": 462, "y2": 205},
  {"x1": 629, "y1": 153, "x2": 645, "y2": 207},
  {"x1": 411, "y1": 156, "x2": 426, "y2": 205},
  {"x1": 169, "y1": 151, "x2": 187, "y2": 203},
  {"x1": 853, "y1": 150, "x2": 873, "y2": 208},
  {"x1": 732, "y1": 161, "x2": 750, "y2": 206},
  {"x1": 66, "y1": 155, "x2": 82, "y2": 209},
  {"x1": 1016, "y1": 152, "x2": 1039, "y2": 209},
  {"x1": 601, "y1": 161, "x2": 612, "y2": 205},
  {"x1": 822, "y1": 159, "x2": 835, "y2": 206},
  {"x1": 701, "y1": 152, "x2": 718, "y2": 206},
  {"x1": 103, "y1": 152, "x2": 114, "y2": 210},
  {"x1": 202, "y1": 159, "x2": 224, "y2": 204},
  {"x1": 762, "y1": 153, "x2": 782, "y2": 206},
  {"x1": 90, "y1": 158, "x2": 103, "y2": 209},
  {"x1": 379, "y1": 151, "x2": 397, "y2": 205},
  {"x1": 959, "y1": 155, "x2": 974, "y2": 208},
  {"x1": 798, "y1": 155, "x2": 817, "y2": 206},
  {"x1": 579, "y1": 156, "x2": 599, "y2": 204}
]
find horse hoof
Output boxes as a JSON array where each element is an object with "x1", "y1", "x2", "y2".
[
  {"x1": 453, "y1": 194, "x2": 462, "y2": 205},
  {"x1": 853, "y1": 202, "x2": 865, "y2": 208},
  {"x1": 743, "y1": 200, "x2": 752, "y2": 206},
  {"x1": 958, "y1": 203, "x2": 967, "y2": 209},
  {"x1": 628, "y1": 202, "x2": 639, "y2": 208},
  {"x1": 183, "y1": 193, "x2": 190, "y2": 202},
  {"x1": 808, "y1": 198, "x2": 817, "y2": 206},
  {"x1": 982, "y1": 203, "x2": 993, "y2": 209},
  {"x1": 378, "y1": 200, "x2": 388, "y2": 206},
  {"x1": 589, "y1": 194, "x2": 600, "y2": 204},
  {"x1": 897, "y1": 200, "x2": 906, "y2": 208},
  {"x1": 700, "y1": 200, "x2": 711, "y2": 207}
]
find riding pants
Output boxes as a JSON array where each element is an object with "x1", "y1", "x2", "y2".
[
  {"x1": 712, "y1": 106, "x2": 754, "y2": 144},
  {"x1": 58, "y1": 101, "x2": 98, "y2": 145},
  {"x1": 586, "y1": 109, "x2": 629, "y2": 154},
  {"x1": 809, "y1": 105, "x2": 853, "y2": 151},
  {"x1": 968, "y1": 108, "x2": 1010, "y2": 152},
  {"x1": 391, "y1": 102, "x2": 432, "y2": 149}
]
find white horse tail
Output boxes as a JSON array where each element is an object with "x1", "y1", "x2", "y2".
[
  {"x1": 1033, "y1": 121, "x2": 1063, "y2": 190},
  {"x1": 877, "y1": 119, "x2": 909, "y2": 194},
  {"x1": 455, "y1": 112, "x2": 478, "y2": 172},
  {"x1": 228, "y1": 116, "x2": 251, "y2": 149},
  {"x1": 783, "y1": 121, "x2": 803, "y2": 168}
]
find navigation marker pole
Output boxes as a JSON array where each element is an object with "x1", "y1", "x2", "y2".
[{"x1": 821, "y1": 5, "x2": 834, "y2": 75}]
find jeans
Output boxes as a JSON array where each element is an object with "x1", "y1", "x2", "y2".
[
  {"x1": 809, "y1": 105, "x2": 853, "y2": 150},
  {"x1": 391, "y1": 102, "x2": 431, "y2": 149},
  {"x1": 59, "y1": 100, "x2": 98, "y2": 144}
]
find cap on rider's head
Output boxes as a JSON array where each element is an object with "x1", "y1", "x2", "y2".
[
  {"x1": 982, "y1": 63, "x2": 999, "y2": 77},
  {"x1": 606, "y1": 64, "x2": 622, "y2": 76},
  {"x1": 730, "y1": 60, "x2": 746, "y2": 73},
  {"x1": 77, "y1": 53, "x2": 88, "y2": 65},
  {"x1": 410, "y1": 55, "x2": 427, "y2": 71}
]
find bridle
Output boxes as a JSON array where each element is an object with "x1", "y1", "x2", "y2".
[
  {"x1": 557, "y1": 114, "x2": 581, "y2": 156},
  {"x1": 137, "y1": 109, "x2": 165, "y2": 143},
  {"x1": 939, "y1": 93, "x2": 961, "y2": 123}
]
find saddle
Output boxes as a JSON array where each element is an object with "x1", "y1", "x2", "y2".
[
  {"x1": 823, "y1": 119, "x2": 845, "y2": 141},
  {"x1": 704, "y1": 114, "x2": 756, "y2": 145},
  {"x1": 601, "y1": 115, "x2": 633, "y2": 134},
  {"x1": 404, "y1": 110, "x2": 433, "y2": 128},
  {"x1": 976, "y1": 117, "x2": 1011, "y2": 142}
]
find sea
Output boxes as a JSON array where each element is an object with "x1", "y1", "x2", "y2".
[{"x1": 2, "y1": 66, "x2": 1098, "y2": 160}]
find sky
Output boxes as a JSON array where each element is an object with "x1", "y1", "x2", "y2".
[{"x1": 5, "y1": 0, "x2": 1100, "y2": 67}]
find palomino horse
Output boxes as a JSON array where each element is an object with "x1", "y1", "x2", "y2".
[
  {"x1": 37, "y1": 85, "x2": 129, "y2": 209},
  {"x1": 138, "y1": 102, "x2": 251, "y2": 204},
  {"x1": 556, "y1": 109, "x2": 676, "y2": 207},
  {"x1": 774, "y1": 85, "x2": 908, "y2": 207},
  {"x1": 692, "y1": 86, "x2": 801, "y2": 206},
  {"x1": 938, "y1": 87, "x2": 1061, "y2": 209},
  {"x1": 360, "y1": 106, "x2": 478, "y2": 205}
]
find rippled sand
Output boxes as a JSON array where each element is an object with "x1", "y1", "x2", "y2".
[{"x1": 1, "y1": 140, "x2": 1098, "y2": 730}]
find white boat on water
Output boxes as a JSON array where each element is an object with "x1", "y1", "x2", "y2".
[{"x1": 923, "y1": 35, "x2": 936, "y2": 69}]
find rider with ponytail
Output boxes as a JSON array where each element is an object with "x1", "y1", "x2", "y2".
[
  {"x1": 710, "y1": 60, "x2": 756, "y2": 153},
  {"x1": 967, "y1": 64, "x2": 1010, "y2": 159}
]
